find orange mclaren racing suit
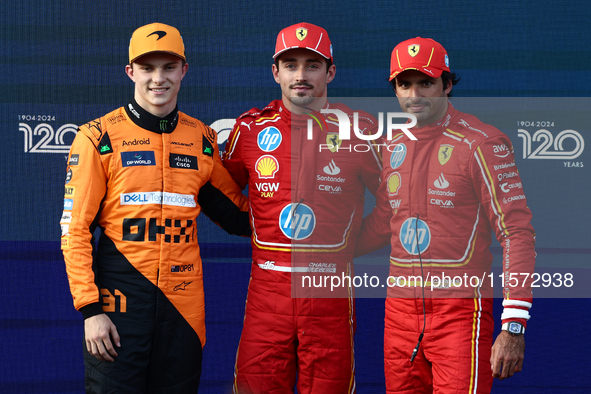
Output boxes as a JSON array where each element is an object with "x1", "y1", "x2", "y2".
[
  {"x1": 61, "y1": 99, "x2": 249, "y2": 392},
  {"x1": 223, "y1": 100, "x2": 383, "y2": 394},
  {"x1": 359, "y1": 103, "x2": 536, "y2": 393}
]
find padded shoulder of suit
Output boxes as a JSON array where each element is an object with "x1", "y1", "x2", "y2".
[
  {"x1": 449, "y1": 110, "x2": 505, "y2": 144},
  {"x1": 455, "y1": 113, "x2": 504, "y2": 138},
  {"x1": 77, "y1": 107, "x2": 127, "y2": 145},
  {"x1": 236, "y1": 101, "x2": 281, "y2": 123},
  {"x1": 178, "y1": 112, "x2": 217, "y2": 145}
]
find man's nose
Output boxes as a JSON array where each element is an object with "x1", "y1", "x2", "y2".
[
  {"x1": 294, "y1": 67, "x2": 307, "y2": 82},
  {"x1": 409, "y1": 84, "x2": 422, "y2": 98},
  {"x1": 152, "y1": 69, "x2": 166, "y2": 84}
]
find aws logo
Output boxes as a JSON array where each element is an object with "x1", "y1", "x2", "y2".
[{"x1": 493, "y1": 144, "x2": 511, "y2": 158}]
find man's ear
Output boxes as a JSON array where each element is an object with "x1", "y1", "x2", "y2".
[
  {"x1": 272, "y1": 63, "x2": 280, "y2": 85},
  {"x1": 444, "y1": 78, "x2": 453, "y2": 96},
  {"x1": 125, "y1": 64, "x2": 135, "y2": 82},
  {"x1": 326, "y1": 63, "x2": 336, "y2": 84},
  {"x1": 180, "y1": 62, "x2": 189, "y2": 80}
]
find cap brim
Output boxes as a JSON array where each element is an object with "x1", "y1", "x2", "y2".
[
  {"x1": 273, "y1": 46, "x2": 331, "y2": 60},
  {"x1": 389, "y1": 66, "x2": 444, "y2": 81},
  {"x1": 130, "y1": 50, "x2": 186, "y2": 64}
]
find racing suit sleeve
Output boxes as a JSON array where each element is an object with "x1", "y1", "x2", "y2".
[
  {"x1": 198, "y1": 126, "x2": 250, "y2": 236},
  {"x1": 354, "y1": 130, "x2": 392, "y2": 257},
  {"x1": 354, "y1": 172, "x2": 392, "y2": 257},
  {"x1": 221, "y1": 120, "x2": 249, "y2": 190},
  {"x1": 61, "y1": 124, "x2": 107, "y2": 319},
  {"x1": 471, "y1": 135, "x2": 536, "y2": 328}
]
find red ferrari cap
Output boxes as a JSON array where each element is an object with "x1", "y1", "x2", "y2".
[
  {"x1": 389, "y1": 37, "x2": 450, "y2": 80},
  {"x1": 129, "y1": 23, "x2": 185, "y2": 64},
  {"x1": 273, "y1": 23, "x2": 333, "y2": 63}
]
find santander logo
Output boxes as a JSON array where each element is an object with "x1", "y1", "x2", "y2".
[
  {"x1": 434, "y1": 173, "x2": 449, "y2": 189},
  {"x1": 323, "y1": 160, "x2": 341, "y2": 175}
]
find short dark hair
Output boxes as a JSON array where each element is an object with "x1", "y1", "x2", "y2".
[
  {"x1": 440, "y1": 71, "x2": 460, "y2": 97},
  {"x1": 389, "y1": 71, "x2": 460, "y2": 97},
  {"x1": 274, "y1": 57, "x2": 333, "y2": 73}
]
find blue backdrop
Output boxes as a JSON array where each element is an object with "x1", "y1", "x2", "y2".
[{"x1": 1, "y1": 1, "x2": 590, "y2": 392}]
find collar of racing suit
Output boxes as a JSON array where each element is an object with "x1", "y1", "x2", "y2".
[
  {"x1": 277, "y1": 101, "x2": 331, "y2": 129},
  {"x1": 124, "y1": 97, "x2": 180, "y2": 134},
  {"x1": 406, "y1": 100, "x2": 455, "y2": 139}
]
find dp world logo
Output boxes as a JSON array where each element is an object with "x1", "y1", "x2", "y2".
[
  {"x1": 390, "y1": 143, "x2": 407, "y2": 169},
  {"x1": 400, "y1": 217, "x2": 430, "y2": 255},
  {"x1": 257, "y1": 127, "x2": 282, "y2": 152},
  {"x1": 279, "y1": 203, "x2": 315, "y2": 240}
]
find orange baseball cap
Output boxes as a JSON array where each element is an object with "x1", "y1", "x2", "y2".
[
  {"x1": 274, "y1": 23, "x2": 333, "y2": 63},
  {"x1": 389, "y1": 37, "x2": 450, "y2": 80},
  {"x1": 129, "y1": 23, "x2": 185, "y2": 64}
]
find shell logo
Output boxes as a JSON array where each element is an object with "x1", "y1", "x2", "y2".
[
  {"x1": 387, "y1": 172, "x2": 401, "y2": 196},
  {"x1": 255, "y1": 155, "x2": 279, "y2": 179}
]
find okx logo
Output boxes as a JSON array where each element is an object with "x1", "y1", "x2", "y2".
[{"x1": 279, "y1": 203, "x2": 315, "y2": 240}]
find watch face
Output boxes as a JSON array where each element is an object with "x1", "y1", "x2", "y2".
[{"x1": 508, "y1": 322, "x2": 522, "y2": 333}]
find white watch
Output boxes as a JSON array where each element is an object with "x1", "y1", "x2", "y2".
[{"x1": 502, "y1": 321, "x2": 525, "y2": 335}]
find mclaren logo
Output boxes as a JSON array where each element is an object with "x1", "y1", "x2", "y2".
[
  {"x1": 147, "y1": 31, "x2": 167, "y2": 40},
  {"x1": 438, "y1": 144, "x2": 454, "y2": 165},
  {"x1": 408, "y1": 44, "x2": 420, "y2": 57},
  {"x1": 296, "y1": 27, "x2": 308, "y2": 41}
]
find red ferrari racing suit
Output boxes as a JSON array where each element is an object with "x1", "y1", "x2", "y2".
[
  {"x1": 61, "y1": 99, "x2": 249, "y2": 392},
  {"x1": 358, "y1": 103, "x2": 536, "y2": 393},
  {"x1": 223, "y1": 100, "x2": 382, "y2": 394}
]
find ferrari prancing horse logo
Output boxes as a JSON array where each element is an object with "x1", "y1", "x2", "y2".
[
  {"x1": 296, "y1": 28, "x2": 308, "y2": 41},
  {"x1": 438, "y1": 144, "x2": 454, "y2": 165},
  {"x1": 326, "y1": 134, "x2": 342, "y2": 153},
  {"x1": 408, "y1": 44, "x2": 420, "y2": 57}
]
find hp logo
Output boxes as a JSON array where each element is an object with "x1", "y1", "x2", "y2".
[
  {"x1": 390, "y1": 143, "x2": 407, "y2": 169},
  {"x1": 279, "y1": 203, "x2": 315, "y2": 240},
  {"x1": 399, "y1": 217, "x2": 430, "y2": 255},
  {"x1": 257, "y1": 127, "x2": 282, "y2": 152}
]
